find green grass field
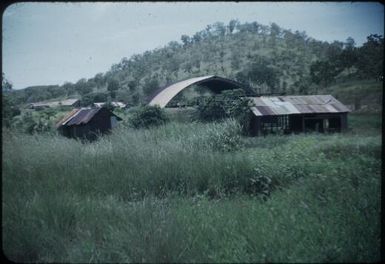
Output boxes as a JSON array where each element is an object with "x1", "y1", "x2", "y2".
[{"x1": 2, "y1": 112, "x2": 381, "y2": 262}]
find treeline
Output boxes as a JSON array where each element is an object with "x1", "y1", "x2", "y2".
[
  {"x1": 8, "y1": 20, "x2": 384, "y2": 107},
  {"x1": 310, "y1": 34, "x2": 384, "y2": 87}
]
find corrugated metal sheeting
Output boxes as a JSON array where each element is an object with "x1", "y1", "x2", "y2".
[
  {"x1": 149, "y1": 75, "x2": 215, "y2": 108},
  {"x1": 30, "y1": 99, "x2": 79, "y2": 108},
  {"x1": 250, "y1": 95, "x2": 350, "y2": 116},
  {"x1": 93, "y1": 102, "x2": 126, "y2": 108},
  {"x1": 56, "y1": 108, "x2": 102, "y2": 127}
]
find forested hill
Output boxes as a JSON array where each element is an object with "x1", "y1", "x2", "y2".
[{"x1": 10, "y1": 20, "x2": 384, "y2": 108}]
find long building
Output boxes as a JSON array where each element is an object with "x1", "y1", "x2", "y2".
[{"x1": 248, "y1": 95, "x2": 350, "y2": 136}]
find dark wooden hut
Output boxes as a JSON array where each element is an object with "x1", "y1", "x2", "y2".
[
  {"x1": 56, "y1": 107, "x2": 122, "y2": 140},
  {"x1": 248, "y1": 95, "x2": 350, "y2": 136}
]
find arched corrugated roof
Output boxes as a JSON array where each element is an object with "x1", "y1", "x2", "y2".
[{"x1": 148, "y1": 75, "x2": 244, "y2": 108}]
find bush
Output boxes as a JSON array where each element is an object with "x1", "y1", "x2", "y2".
[
  {"x1": 129, "y1": 105, "x2": 169, "y2": 129},
  {"x1": 196, "y1": 89, "x2": 252, "y2": 134},
  {"x1": 205, "y1": 119, "x2": 243, "y2": 152}
]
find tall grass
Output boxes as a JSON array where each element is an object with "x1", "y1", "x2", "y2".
[{"x1": 2, "y1": 113, "x2": 381, "y2": 262}]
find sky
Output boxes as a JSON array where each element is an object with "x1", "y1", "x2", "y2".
[{"x1": 2, "y1": 2, "x2": 384, "y2": 90}]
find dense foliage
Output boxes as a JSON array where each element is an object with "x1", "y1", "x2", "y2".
[
  {"x1": 196, "y1": 89, "x2": 252, "y2": 135},
  {"x1": 196, "y1": 89, "x2": 250, "y2": 120},
  {"x1": 2, "y1": 113, "x2": 381, "y2": 262},
  {"x1": 128, "y1": 105, "x2": 169, "y2": 129},
  {"x1": 2, "y1": 73, "x2": 20, "y2": 127}
]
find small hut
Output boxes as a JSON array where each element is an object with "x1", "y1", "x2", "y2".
[{"x1": 56, "y1": 107, "x2": 122, "y2": 140}]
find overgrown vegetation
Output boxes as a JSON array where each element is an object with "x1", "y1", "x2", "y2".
[
  {"x1": 2, "y1": 113, "x2": 381, "y2": 262},
  {"x1": 2, "y1": 18, "x2": 382, "y2": 263},
  {"x1": 128, "y1": 105, "x2": 169, "y2": 129},
  {"x1": 196, "y1": 89, "x2": 252, "y2": 135}
]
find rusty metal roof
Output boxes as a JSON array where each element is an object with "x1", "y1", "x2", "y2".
[
  {"x1": 56, "y1": 107, "x2": 122, "y2": 127},
  {"x1": 250, "y1": 95, "x2": 350, "y2": 116}
]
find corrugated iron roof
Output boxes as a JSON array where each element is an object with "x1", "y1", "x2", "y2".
[
  {"x1": 249, "y1": 95, "x2": 350, "y2": 116},
  {"x1": 57, "y1": 107, "x2": 122, "y2": 127},
  {"x1": 56, "y1": 108, "x2": 81, "y2": 127},
  {"x1": 65, "y1": 108, "x2": 101, "y2": 126}
]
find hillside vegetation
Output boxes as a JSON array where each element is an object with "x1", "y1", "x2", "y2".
[
  {"x1": 3, "y1": 112, "x2": 381, "y2": 262},
  {"x1": 7, "y1": 20, "x2": 383, "y2": 109}
]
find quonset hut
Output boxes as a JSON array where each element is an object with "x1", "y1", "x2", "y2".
[
  {"x1": 148, "y1": 75, "x2": 244, "y2": 107},
  {"x1": 148, "y1": 75, "x2": 350, "y2": 136},
  {"x1": 56, "y1": 107, "x2": 122, "y2": 140}
]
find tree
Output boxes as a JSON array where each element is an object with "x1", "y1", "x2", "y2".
[
  {"x1": 283, "y1": 29, "x2": 295, "y2": 48},
  {"x1": 310, "y1": 60, "x2": 340, "y2": 87},
  {"x1": 251, "y1": 22, "x2": 260, "y2": 34},
  {"x1": 205, "y1": 24, "x2": 213, "y2": 37},
  {"x1": 168, "y1": 41, "x2": 181, "y2": 51},
  {"x1": 193, "y1": 32, "x2": 202, "y2": 43},
  {"x1": 344, "y1": 37, "x2": 356, "y2": 49},
  {"x1": 338, "y1": 47, "x2": 358, "y2": 70},
  {"x1": 127, "y1": 80, "x2": 138, "y2": 91},
  {"x1": 231, "y1": 54, "x2": 241, "y2": 70},
  {"x1": 181, "y1": 35, "x2": 191, "y2": 47},
  {"x1": 2, "y1": 73, "x2": 21, "y2": 127},
  {"x1": 270, "y1": 22, "x2": 281, "y2": 38},
  {"x1": 62, "y1": 82, "x2": 76, "y2": 96},
  {"x1": 183, "y1": 62, "x2": 193, "y2": 74},
  {"x1": 326, "y1": 41, "x2": 344, "y2": 59},
  {"x1": 239, "y1": 56, "x2": 279, "y2": 94},
  {"x1": 2, "y1": 73, "x2": 13, "y2": 91},
  {"x1": 356, "y1": 34, "x2": 384, "y2": 80},
  {"x1": 107, "y1": 79, "x2": 120, "y2": 99},
  {"x1": 94, "y1": 72, "x2": 106, "y2": 87},
  {"x1": 228, "y1": 19, "x2": 239, "y2": 34},
  {"x1": 93, "y1": 92, "x2": 109, "y2": 102},
  {"x1": 212, "y1": 22, "x2": 226, "y2": 37},
  {"x1": 76, "y1": 78, "x2": 92, "y2": 96},
  {"x1": 142, "y1": 77, "x2": 160, "y2": 96}
]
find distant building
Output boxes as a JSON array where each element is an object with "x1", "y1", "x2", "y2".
[
  {"x1": 56, "y1": 107, "x2": 122, "y2": 140},
  {"x1": 93, "y1": 102, "x2": 126, "y2": 108},
  {"x1": 29, "y1": 99, "x2": 80, "y2": 109},
  {"x1": 28, "y1": 102, "x2": 50, "y2": 110}
]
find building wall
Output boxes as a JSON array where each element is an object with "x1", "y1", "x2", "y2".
[
  {"x1": 289, "y1": 115, "x2": 304, "y2": 133},
  {"x1": 249, "y1": 112, "x2": 349, "y2": 136}
]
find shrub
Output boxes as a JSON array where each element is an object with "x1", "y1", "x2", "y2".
[
  {"x1": 196, "y1": 89, "x2": 252, "y2": 134},
  {"x1": 129, "y1": 105, "x2": 169, "y2": 129},
  {"x1": 205, "y1": 119, "x2": 243, "y2": 152}
]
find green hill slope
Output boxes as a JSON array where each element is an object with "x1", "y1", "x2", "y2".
[{"x1": 10, "y1": 20, "x2": 383, "y2": 110}]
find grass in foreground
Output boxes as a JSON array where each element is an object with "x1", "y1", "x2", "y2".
[{"x1": 2, "y1": 113, "x2": 381, "y2": 262}]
